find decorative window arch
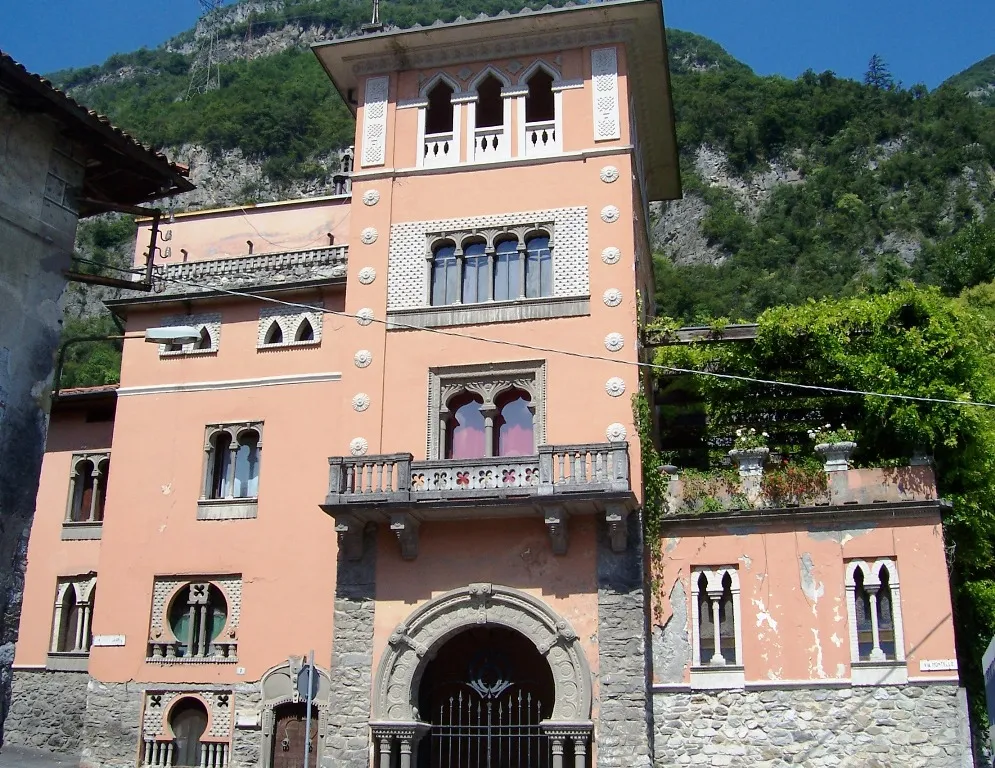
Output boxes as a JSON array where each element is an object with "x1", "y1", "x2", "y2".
[
  {"x1": 428, "y1": 360, "x2": 545, "y2": 460},
  {"x1": 257, "y1": 305, "x2": 323, "y2": 349},
  {"x1": 158, "y1": 313, "x2": 221, "y2": 357},
  {"x1": 202, "y1": 423, "x2": 263, "y2": 502},
  {"x1": 259, "y1": 659, "x2": 331, "y2": 768},
  {"x1": 65, "y1": 452, "x2": 110, "y2": 525},
  {"x1": 418, "y1": 73, "x2": 462, "y2": 169},
  {"x1": 147, "y1": 576, "x2": 240, "y2": 662},
  {"x1": 424, "y1": 224, "x2": 555, "y2": 308},
  {"x1": 466, "y1": 66, "x2": 512, "y2": 162},
  {"x1": 141, "y1": 691, "x2": 233, "y2": 768},
  {"x1": 516, "y1": 60, "x2": 563, "y2": 157},
  {"x1": 372, "y1": 583, "x2": 592, "y2": 724},
  {"x1": 690, "y1": 566, "x2": 744, "y2": 689},
  {"x1": 50, "y1": 574, "x2": 97, "y2": 658},
  {"x1": 845, "y1": 559, "x2": 906, "y2": 669}
]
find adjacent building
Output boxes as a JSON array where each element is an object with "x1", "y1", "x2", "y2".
[
  {"x1": 6, "y1": 2, "x2": 974, "y2": 767},
  {"x1": 0, "y1": 51, "x2": 192, "y2": 746}
]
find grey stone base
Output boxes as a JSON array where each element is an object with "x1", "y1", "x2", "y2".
[
  {"x1": 6, "y1": 669, "x2": 89, "y2": 753},
  {"x1": 80, "y1": 680, "x2": 144, "y2": 768},
  {"x1": 652, "y1": 684, "x2": 973, "y2": 767}
]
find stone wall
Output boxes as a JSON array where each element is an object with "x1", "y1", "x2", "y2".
[
  {"x1": 652, "y1": 684, "x2": 973, "y2": 767},
  {"x1": 5, "y1": 669, "x2": 89, "y2": 752},
  {"x1": 230, "y1": 684, "x2": 263, "y2": 768},
  {"x1": 323, "y1": 524, "x2": 377, "y2": 768},
  {"x1": 80, "y1": 680, "x2": 144, "y2": 768},
  {"x1": 0, "y1": 91, "x2": 81, "y2": 747},
  {"x1": 597, "y1": 514, "x2": 653, "y2": 768}
]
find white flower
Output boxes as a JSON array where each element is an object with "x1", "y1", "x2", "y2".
[
  {"x1": 762, "y1": 432, "x2": 769, "y2": 438},
  {"x1": 825, "y1": 423, "x2": 832, "y2": 429},
  {"x1": 841, "y1": 424, "x2": 847, "y2": 430},
  {"x1": 736, "y1": 429, "x2": 743, "y2": 437}
]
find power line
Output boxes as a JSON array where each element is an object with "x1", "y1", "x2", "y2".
[{"x1": 149, "y1": 271, "x2": 995, "y2": 411}]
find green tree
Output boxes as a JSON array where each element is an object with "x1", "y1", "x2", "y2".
[{"x1": 864, "y1": 54, "x2": 895, "y2": 90}]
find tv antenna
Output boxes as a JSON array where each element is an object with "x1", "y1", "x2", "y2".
[
  {"x1": 362, "y1": 0, "x2": 384, "y2": 32},
  {"x1": 186, "y1": 0, "x2": 226, "y2": 98}
]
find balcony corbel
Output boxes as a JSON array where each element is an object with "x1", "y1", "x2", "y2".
[
  {"x1": 336, "y1": 515, "x2": 367, "y2": 561},
  {"x1": 390, "y1": 512, "x2": 420, "y2": 560},
  {"x1": 605, "y1": 502, "x2": 630, "y2": 553},
  {"x1": 544, "y1": 505, "x2": 569, "y2": 556}
]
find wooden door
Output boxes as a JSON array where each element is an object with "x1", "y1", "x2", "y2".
[{"x1": 271, "y1": 704, "x2": 318, "y2": 768}]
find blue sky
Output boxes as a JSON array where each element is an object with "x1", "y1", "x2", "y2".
[{"x1": 1, "y1": 0, "x2": 993, "y2": 88}]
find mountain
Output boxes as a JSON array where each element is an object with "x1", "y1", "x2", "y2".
[
  {"x1": 50, "y1": 1, "x2": 995, "y2": 379},
  {"x1": 944, "y1": 54, "x2": 995, "y2": 107}
]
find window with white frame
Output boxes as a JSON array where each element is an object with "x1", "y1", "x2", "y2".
[
  {"x1": 50, "y1": 575, "x2": 96, "y2": 658},
  {"x1": 846, "y1": 559, "x2": 905, "y2": 664},
  {"x1": 159, "y1": 313, "x2": 221, "y2": 357},
  {"x1": 519, "y1": 61, "x2": 562, "y2": 157},
  {"x1": 257, "y1": 305, "x2": 322, "y2": 349},
  {"x1": 421, "y1": 75, "x2": 460, "y2": 168},
  {"x1": 428, "y1": 226, "x2": 553, "y2": 307},
  {"x1": 690, "y1": 567, "x2": 743, "y2": 680}
]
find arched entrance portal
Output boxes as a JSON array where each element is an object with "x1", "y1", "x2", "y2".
[
  {"x1": 418, "y1": 626, "x2": 554, "y2": 768},
  {"x1": 270, "y1": 703, "x2": 318, "y2": 768},
  {"x1": 371, "y1": 584, "x2": 593, "y2": 768}
]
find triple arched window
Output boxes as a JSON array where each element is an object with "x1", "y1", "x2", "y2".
[{"x1": 429, "y1": 230, "x2": 553, "y2": 307}]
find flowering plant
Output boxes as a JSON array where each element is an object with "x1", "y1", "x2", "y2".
[
  {"x1": 808, "y1": 423, "x2": 856, "y2": 444},
  {"x1": 732, "y1": 427, "x2": 769, "y2": 451}
]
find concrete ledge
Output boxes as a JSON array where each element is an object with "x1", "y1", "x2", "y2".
[
  {"x1": 689, "y1": 665, "x2": 745, "y2": 690},
  {"x1": 45, "y1": 653, "x2": 89, "y2": 672},
  {"x1": 387, "y1": 296, "x2": 589, "y2": 329},
  {"x1": 61, "y1": 522, "x2": 102, "y2": 540},
  {"x1": 851, "y1": 660, "x2": 908, "y2": 686},
  {"x1": 196, "y1": 499, "x2": 258, "y2": 520}
]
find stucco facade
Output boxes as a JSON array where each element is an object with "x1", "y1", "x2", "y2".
[{"x1": 6, "y1": 2, "x2": 973, "y2": 767}]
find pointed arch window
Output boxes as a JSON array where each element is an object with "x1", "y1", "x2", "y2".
[
  {"x1": 494, "y1": 388, "x2": 534, "y2": 457},
  {"x1": 846, "y1": 559, "x2": 904, "y2": 664},
  {"x1": 469, "y1": 71, "x2": 511, "y2": 162},
  {"x1": 525, "y1": 235, "x2": 553, "y2": 298},
  {"x1": 444, "y1": 393, "x2": 486, "y2": 460},
  {"x1": 462, "y1": 241, "x2": 490, "y2": 305},
  {"x1": 430, "y1": 242, "x2": 460, "y2": 306},
  {"x1": 525, "y1": 69, "x2": 555, "y2": 123},
  {"x1": 50, "y1": 576, "x2": 96, "y2": 660},
  {"x1": 158, "y1": 314, "x2": 221, "y2": 356},
  {"x1": 295, "y1": 318, "x2": 315, "y2": 342},
  {"x1": 263, "y1": 322, "x2": 283, "y2": 346},
  {"x1": 493, "y1": 238, "x2": 523, "y2": 302},
  {"x1": 690, "y1": 567, "x2": 743, "y2": 688},
  {"x1": 423, "y1": 80, "x2": 457, "y2": 168},
  {"x1": 65, "y1": 453, "x2": 110, "y2": 531}
]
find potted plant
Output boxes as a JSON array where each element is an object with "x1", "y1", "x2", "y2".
[
  {"x1": 809, "y1": 424, "x2": 857, "y2": 471},
  {"x1": 729, "y1": 428, "x2": 770, "y2": 476}
]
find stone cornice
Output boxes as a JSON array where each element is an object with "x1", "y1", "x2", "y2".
[{"x1": 658, "y1": 499, "x2": 947, "y2": 530}]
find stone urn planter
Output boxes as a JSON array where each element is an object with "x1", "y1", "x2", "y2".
[
  {"x1": 728, "y1": 447, "x2": 769, "y2": 477},
  {"x1": 815, "y1": 441, "x2": 856, "y2": 472}
]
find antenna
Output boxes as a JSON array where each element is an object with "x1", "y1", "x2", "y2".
[
  {"x1": 186, "y1": 0, "x2": 226, "y2": 98},
  {"x1": 362, "y1": 0, "x2": 384, "y2": 32}
]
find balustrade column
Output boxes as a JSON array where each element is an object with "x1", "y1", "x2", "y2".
[
  {"x1": 166, "y1": 741, "x2": 175, "y2": 767},
  {"x1": 867, "y1": 585, "x2": 885, "y2": 661},
  {"x1": 708, "y1": 589, "x2": 725, "y2": 664},
  {"x1": 572, "y1": 734, "x2": 588, "y2": 768}
]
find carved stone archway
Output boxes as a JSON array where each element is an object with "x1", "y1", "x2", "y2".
[{"x1": 372, "y1": 583, "x2": 593, "y2": 724}]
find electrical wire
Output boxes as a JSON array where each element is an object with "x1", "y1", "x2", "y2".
[{"x1": 149, "y1": 271, "x2": 995, "y2": 410}]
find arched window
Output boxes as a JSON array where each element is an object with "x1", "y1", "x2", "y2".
[
  {"x1": 462, "y1": 241, "x2": 489, "y2": 305},
  {"x1": 168, "y1": 583, "x2": 228, "y2": 658},
  {"x1": 445, "y1": 393, "x2": 486, "y2": 460},
  {"x1": 525, "y1": 69, "x2": 555, "y2": 123},
  {"x1": 430, "y1": 242, "x2": 459, "y2": 306},
  {"x1": 525, "y1": 235, "x2": 552, "y2": 298},
  {"x1": 475, "y1": 74, "x2": 504, "y2": 129},
  {"x1": 233, "y1": 430, "x2": 260, "y2": 499},
  {"x1": 493, "y1": 238, "x2": 522, "y2": 302},
  {"x1": 693, "y1": 568, "x2": 740, "y2": 667},
  {"x1": 264, "y1": 322, "x2": 283, "y2": 346},
  {"x1": 848, "y1": 561, "x2": 902, "y2": 663},
  {"x1": 71, "y1": 460, "x2": 94, "y2": 523},
  {"x1": 425, "y1": 80, "x2": 455, "y2": 135},
  {"x1": 209, "y1": 432, "x2": 233, "y2": 499},
  {"x1": 57, "y1": 584, "x2": 79, "y2": 653},
  {"x1": 494, "y1": 388, "x2": 533, "y2": 456},
  {"x1": 195, "y1": 327, "x2": 212, "y2": 351},
  {"x1": 170, "y1": 698, "x2": 209, "y2": 767},
  {"x1": 295, "y1": 318, "x2": 315, "y2": 342}
]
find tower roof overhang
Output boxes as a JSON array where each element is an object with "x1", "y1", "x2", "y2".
[{"x1": 312, "y1": 0, "x2": 681, "y2": 200}]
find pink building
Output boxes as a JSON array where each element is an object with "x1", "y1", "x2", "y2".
[{"x1": 7, "y1": 1, "x2": 972, "y2": 766}]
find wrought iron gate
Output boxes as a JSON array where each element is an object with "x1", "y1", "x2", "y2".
[{"x1": 429, "y1": 688, "x2": 549, "y2": 768}]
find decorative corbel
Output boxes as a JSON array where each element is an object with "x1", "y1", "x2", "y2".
[
  {"x1": 335, "y1": 516, "x2": 365, "y2": 561},
  {"x1": 544, "y1": 505, "x2": 569, "y2": 555},
  {"x1": 605, "y1": 502, "x2": 630, "y2": 553},
  {"x1": 390, "y1": 512, "x2": 420, "y2": 560}
]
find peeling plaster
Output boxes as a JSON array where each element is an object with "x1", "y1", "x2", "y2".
[
  {"x1": 727, "y1": 525, "x2": 760, "y2": 537},
  {"x1": 830, "y1": 633, "x2": 843, "y2": 648},
  {"x1": 752, "y1": 599, "x2": 778, "y2": 633},
  {"x1": 161, "y1": 484, "x2": 172, "y2": 495},
  {"x1": 809, "y1": 629, "x2": 827, "y2": 679},
  {"x1": 766, "y1": 667, "x2": 783, "y2": 681},
  {"x1": 799, "y1": 552, "x2": 824, "y2": 614},
  {"x1": 738, "y1": 554, "x2": 752, "y2": 570},
  {"x1": 836, "y1": 662, "x2": 846, "y2": 678},
  {"x1": 664, "y1": 537, "x2": 680, "y2": 555},
  {"x1": 807, "y1": 522, "x2": 876, "y2": 544}
]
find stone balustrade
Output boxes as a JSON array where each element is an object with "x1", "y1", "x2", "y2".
[
  {"x1": 324, "y1": 443, "x2": 634, "y2": 559},
  {"x1": 146, "y1": 640, "x2": 238, "y2": 663}
]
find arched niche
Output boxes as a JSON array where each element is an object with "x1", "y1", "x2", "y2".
[{"x1": 372, "y1": 583, "x2": 592, "y2": 724}]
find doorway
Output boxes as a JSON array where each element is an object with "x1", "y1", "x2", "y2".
[
  {"x1": 270, "y1": 703, "x2": 319, "y2": 768},
  {"x1": 170, "y1": 698, "x2": 208, "y2": 767},
  {"x1": 418, "y1": 626, "x2": 554, "y2": 768}
]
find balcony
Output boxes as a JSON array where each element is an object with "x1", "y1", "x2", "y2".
[
  {"x1": 472, "y1": 125, "x2": 511, "y2": 162},
  {"x1": 323, "y1": 443, "x2": 635, "y2": 559},
  {"x1": 423, "y1": 131, "x2": 457, "y2": 168},
  {"x1": 524, "y1": 120, "x2": 559, "y2": 157}
]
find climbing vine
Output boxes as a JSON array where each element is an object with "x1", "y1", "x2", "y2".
[{"x1": 649, "y1": 283, "x2": 995, "y2": 732}]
